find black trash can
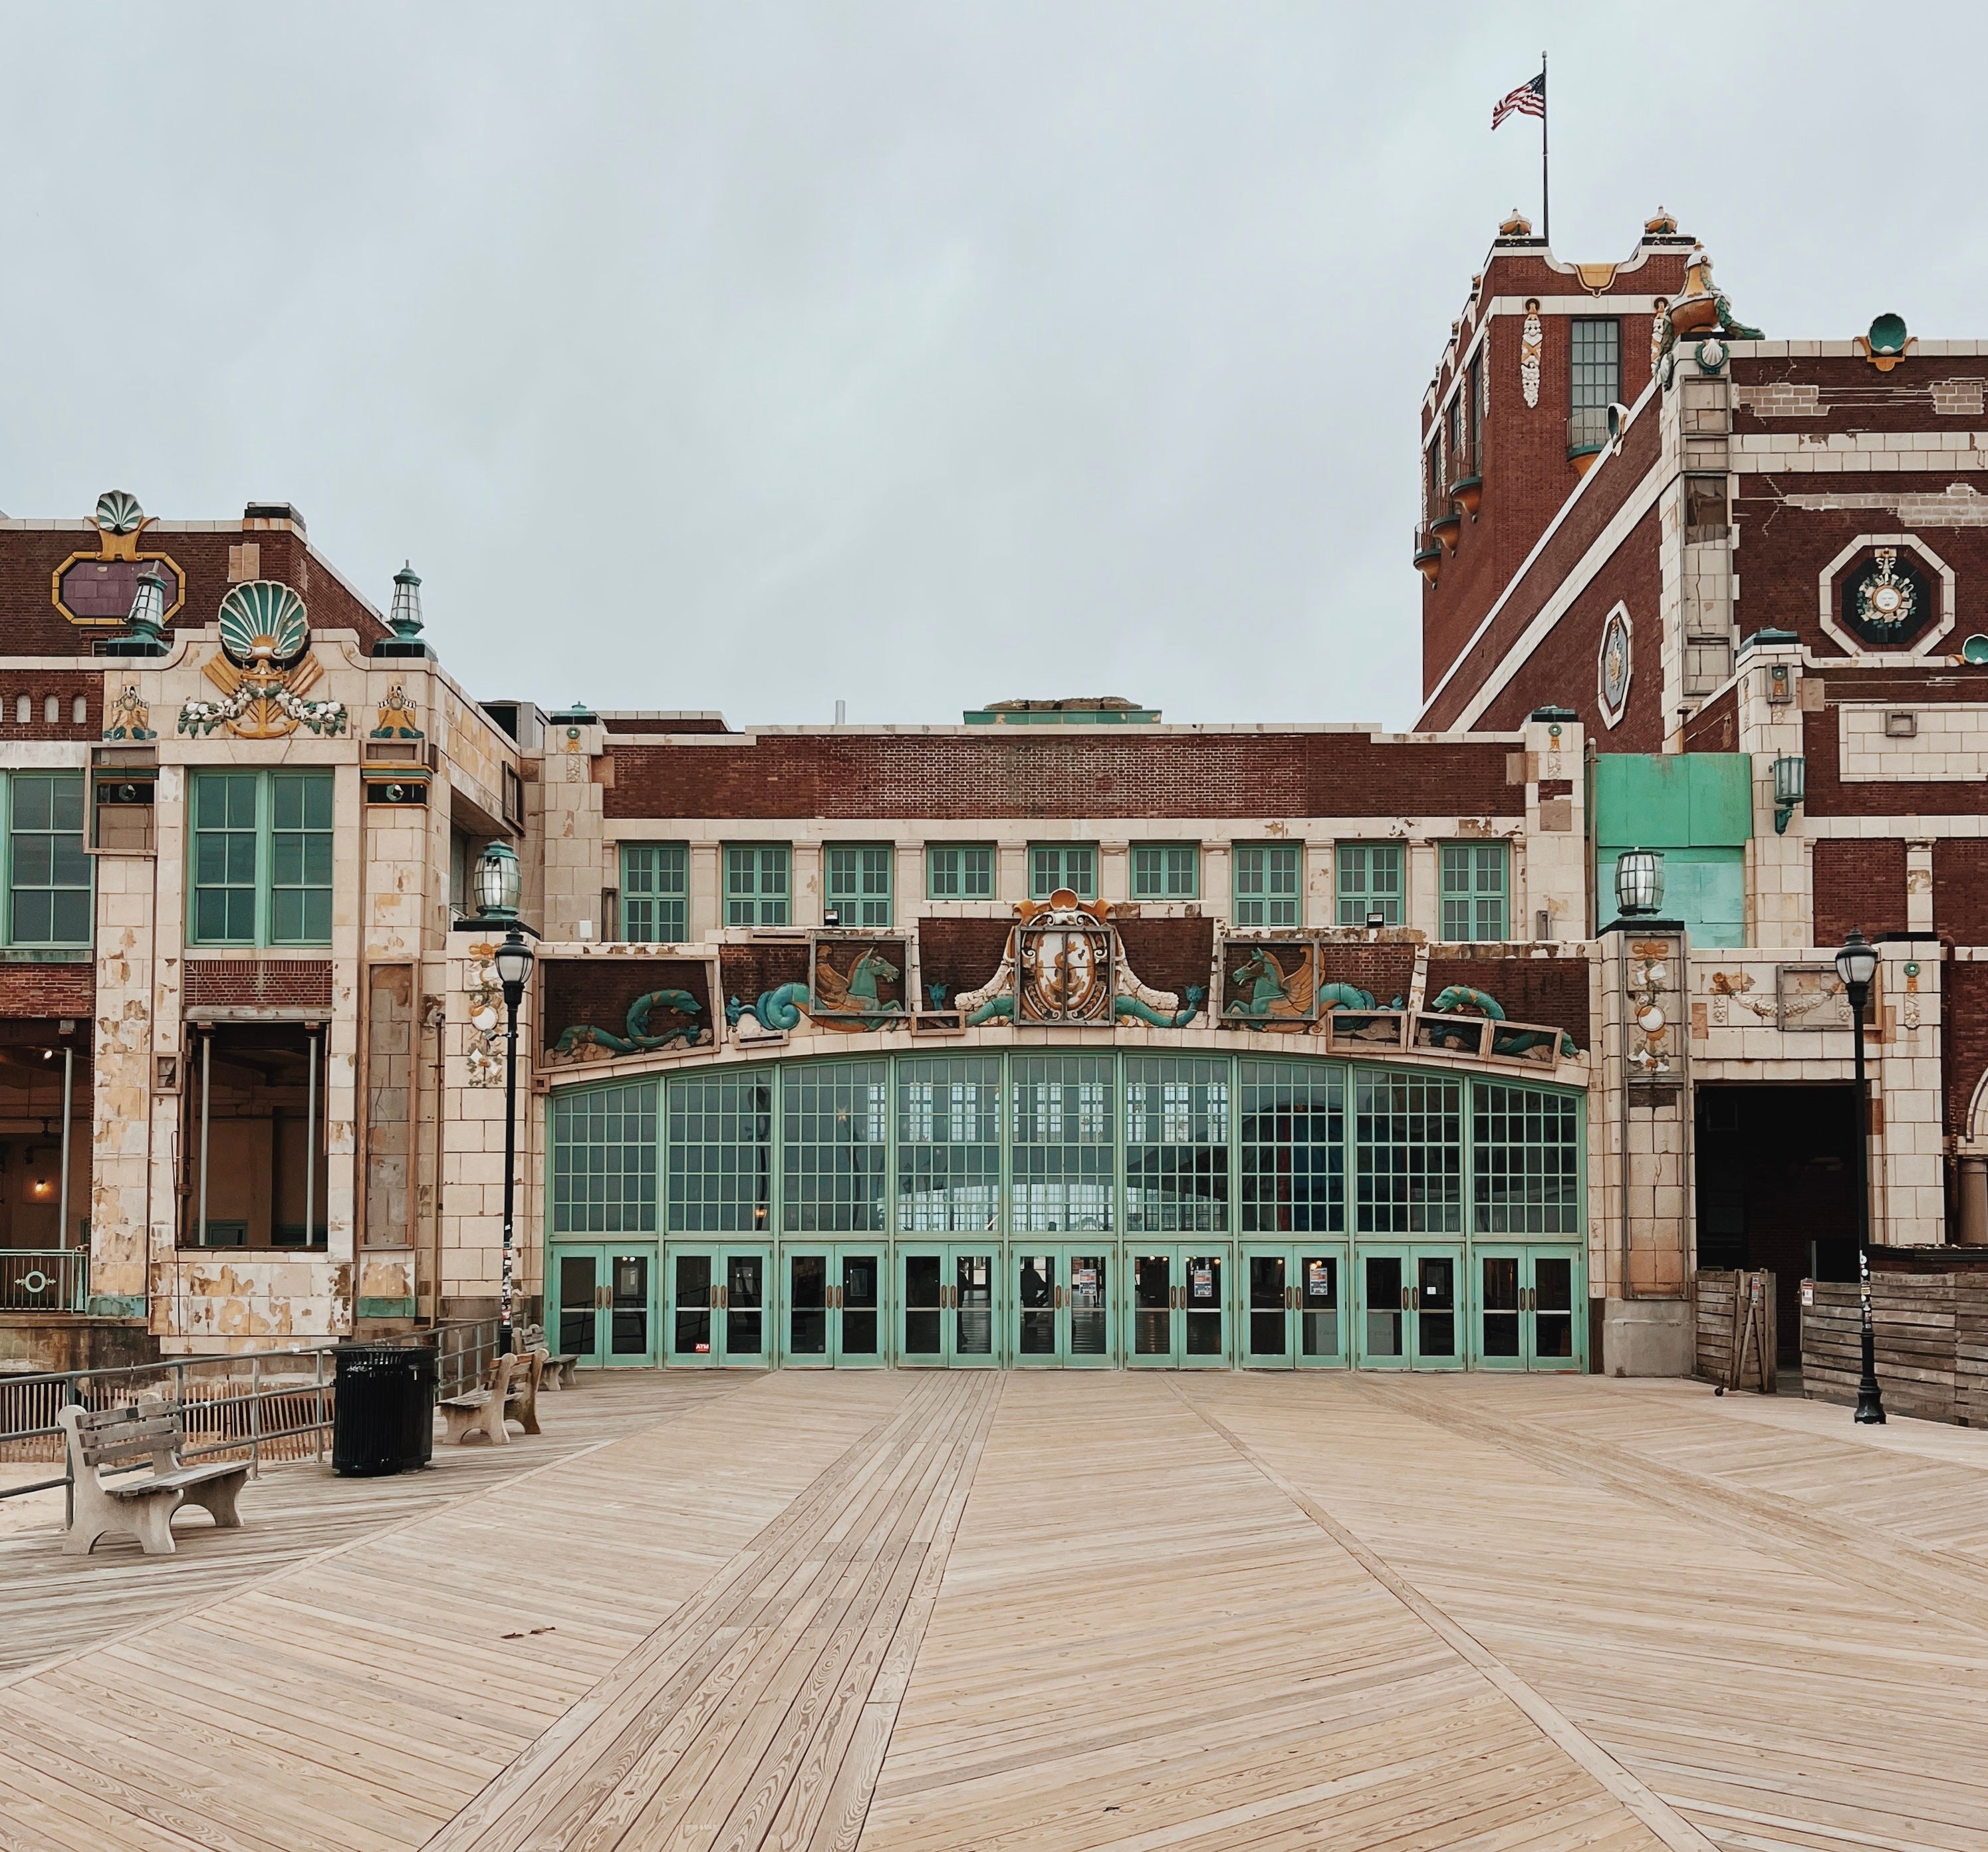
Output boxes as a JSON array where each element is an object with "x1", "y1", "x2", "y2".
[{"x1": 332, "y1": 1342, "x2": 437, "y2": 1476}]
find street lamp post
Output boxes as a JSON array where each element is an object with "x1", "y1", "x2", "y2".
[
  {"x1": 474, "y1": 843, "x2": 536, "y2": 1357},
  {"x1": 1834, "y1": 928, "x2": 1885, "y2": 1425}
]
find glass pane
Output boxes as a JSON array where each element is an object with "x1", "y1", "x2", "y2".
[
  {"x1": 783, "y1": 1060, "x2": 888, "y2": 1232},
  {"x1": 1248, "y1": 1254, "x2": 1286, "y2": 1359},
  {"x1": 553, "y1": 1081, "x2": 658, "y2": 1234},
  {"x1": 789, "y1": 1252, "x2": 828, "y2": 1356},
  {"x1": 668, "y1": 1074, "x2": 772, "y2": 1231},
  {"x1": 1364, "y1": 1254, "x2": 1404, "y2": 1357},
  {"x1": 841, "y1": 1252, "x2": 881, "y2": 1357},
  {"x1": 9, "y1": 772, "x2": 91, "y2": 946},
  {"x1": 954, "y1": 1253, "x2": 993, "y2": 1355},
  {"x1": 1301, "y1": 1254, "x2": 1338, "y2": 1357},
  {"x1": 898, "y1": 1057, "x2": 1001, "y2": 1230},
  {"x1": 674, "y1": 1252, "x2": 713, "y2": 1355},
  {"x1": 903, "y1": 1253, "x2": 943, "y2": 1356},
  {"x1": 1473, "y1": 1084, "x2": 1580, "y2": 1235},
  {"x1": 1240, "y1": 1060, "x2": 1344, "y2": 1232},
  {"x1": 1534, "y1": 1254, "x2": 1575, "y2": 1359},
  {"x1": 1069, "y1": 1254, "x2": 1107, "y2": 1356},
  {"x1": 559, "y1": 1253, "x2": 598, "y2": 1357},
  {"x1": 1125, "y1": 1057, "x2": 1229, "y2": 1232},
  {"x1": 1012, "y1": 1055, "x2": 1113, "y2": 1232},
  {"x1": 1418, "y1": 1255, "x2": 1457, "y2": 1359},
  {"x1": 1481, "y1": 1255, "x2": 1521, "y2": 1357},
  {"x1": 727, "y1": 1253, "x2": 765, "y2": 1355},
  {"x1": 1017, "y1": 1253, "x2": 1056, "y2": 1355},
  {"x1": 1356, "y1": 1073, "x2": 1462, "y2": 1234},
  {"x1": 1134, "y1": 1253, "x2": 1172, "y2": 1356},
  {"x1": 1185, "y1": 1254, "x2": 1223, "y2": 1355},
  {"x1": 610, "y1": 1254, "x2": 649, "y2": 1355}
]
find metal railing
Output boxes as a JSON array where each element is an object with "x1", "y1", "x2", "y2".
[
  {"x1": 1, "y1": 1249, "x2": 88, "y2": 1314},
  {"x1": 0, "y1": 1318, "x2": 503, "y2": 1525}
]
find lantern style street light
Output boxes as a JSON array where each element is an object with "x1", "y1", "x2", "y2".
[
  {"x1": 1614, "y1": 848, "x2": 1665, "y2": 918},
  {"x1": 1834, "y1": 927, "x2": 1885, "y2": 1425},
  {"x1": 473, "y1": 842, "x2": 535, "y2": 1354},
  {"x1": 1773, "y1": 754, "x2": 1806, "y2": 834}
]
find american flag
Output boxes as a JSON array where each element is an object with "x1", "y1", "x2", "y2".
[{"x1": 1491, "y1": 72, "x2": 1546, "y2": 129}]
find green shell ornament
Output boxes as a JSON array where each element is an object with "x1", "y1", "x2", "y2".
[
  {"x1": 217, "y1": 580, "x2": 310, "y2": 668},
  {"x1": 94, "y1": 489, "x2": 144, "y2": 534}
]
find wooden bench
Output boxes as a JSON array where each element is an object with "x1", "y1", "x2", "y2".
[
  {"x1": 57, "y1": 1399, "x2": 250, "y2": 1558},
  {"x1": 438, "y1": 1350, "x2": 543, "y2": 1445},
  {"x1": 519, "y1": 1322, "x2": 579, "y2": 1391}
]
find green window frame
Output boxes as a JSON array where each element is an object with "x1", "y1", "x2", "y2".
[
  {"x1": 3, "y1": 771, "x2": 91, "y2": 947},
  {"x1": 189, "y1": 769, "x2": 334, "y2": 948},
  {"x1": 1440, "y1": 842, "x2": 1509, "y2": 941},
  {"x1": 1132, "y1": 844, "x2": 1199, "y2": 901},
  {"x1": 1570, "y1": 316, "x2": 1620, "y2": 452},
  {"x1": 1011, "y1": 1053, "x2": 1113, "y2": 1231},
  {"x1": 1239, "y1": 1058, "x2": 1344, "y2": 1232},
  {"x1": 826, "y1": 844, "x2": 893, "y2": 928},
  {"x1": 1235, "y1": 844, "x2": 1301, "y2": 928},
  {"x1": 1354, "y1": 1070, "x2": 1461, "y2": 1234},
  {"x1": 1124, "y1": 1056, "x2": 1229, "y2": 1231},
  {"x1": 783, "y1": 1060, "x2": 889, "y2": 1230},
  {"x1": 724, "y1": 844, "x2": 790, "y2": 927},
  {"x1": 621, "y1": 843, "x2": 688, "y2": 943},
  {"x1": 1336, "y1": 842, "x2": 1403, "y2": 928},
  {"x1": 667, "y1": 1071, "x2": 771, "y2": 1231},
  {"x1": 1029, "y1": 844, "x2": 1097, "y2": 901},
  {"x1": 551, "y1": 1080, "x2": 658, "y2": 1234},
  {"x1": 896, "y1": 1055, "x2": 1001, "y2": 1231},
  {"x1": 926, "y1": 844, "x2": 995, "y2": 901},
  {"x1": 1472, "y1": 1082, "x2": 1580, "y2": 1236}
]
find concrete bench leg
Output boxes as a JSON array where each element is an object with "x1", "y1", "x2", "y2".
[
  {"x1": 130, "y1": 1491, "x2": 184, "y2": 1557},
  {"x1": 184, "y1": 1470, "x2": 248, "y2": 1530}
]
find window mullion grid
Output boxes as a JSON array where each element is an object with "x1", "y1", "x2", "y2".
[
  {"x1": 255, "y1": 772, "x2": 273, "y2": 948},
  {"x1": 0, "y1": 774, "x2": 11, "y2": 947}
]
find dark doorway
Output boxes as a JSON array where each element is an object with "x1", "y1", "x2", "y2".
[{"x1": 1695, "y1": 1084, "x2": 1858, "y2": 1364}]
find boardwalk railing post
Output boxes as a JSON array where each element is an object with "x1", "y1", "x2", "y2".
[{"x1": 251, "y1": 1353, "x2": 262, "y2": 1478}]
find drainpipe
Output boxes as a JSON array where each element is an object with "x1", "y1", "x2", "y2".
[
  {"x1": 198, "y1": 1030, "x2": 211, "y2": 1248},
  {"x1": 57, "y1": 1029, "x2": 74, "y2": 1252}
]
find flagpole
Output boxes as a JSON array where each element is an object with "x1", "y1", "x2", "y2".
[{"x1": 1540, "y1": 49, "x2": 1550, "y2": 246}]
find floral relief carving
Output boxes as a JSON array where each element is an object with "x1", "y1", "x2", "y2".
[{"x1": 1521, "y1": 299, "x2": 1543, "y2": 409}]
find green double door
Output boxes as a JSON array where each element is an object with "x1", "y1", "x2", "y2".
[
  {"x1": 1239, "y1": 1245, "x2": 1348, "y2": 1367},
  {"x1": 1127, "y1": 1246, "x2": 1229, "y2": 1367},
  {"x1": 552, "y1": 1245, "x2": 658, "y2": 1367},
  {"x1": 1473, "y1": 1246, "x2": 1582, "y2": 1370},
  {"x1": 667, "y1": 1244, "x2": 772, "y2": 1366},
  {"x1": 1357, "y1": 1246, "x2": 1465, "y2": 1370},
  {"x1": 783, "y1": 1246, "x2": 887, "y2": 1367},
  {"x1": 1011, "y1": 1246, "x2": 1115, "y2": 1365},
  {"x1": 898, "y1": 1246, "x2": 1000, "y2": 1367}
]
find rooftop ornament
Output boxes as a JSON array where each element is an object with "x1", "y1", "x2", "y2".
[{"x1": 1855, "y1": 312, "x2": 1915, "y2": 372}]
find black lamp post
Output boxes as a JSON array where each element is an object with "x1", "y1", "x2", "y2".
[
  {"x1": 1834, "y1": 928, "x2": 1885, "y2": 1425},
  {"x1": 474, "y1": 842, "x2": 536, "y2": 1356}
]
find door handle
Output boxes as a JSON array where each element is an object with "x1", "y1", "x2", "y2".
[
  {"x1": 718, "y1": 1285, "x2": 728, "y2": 1310},
  {"x1": 1411, "y1": 1286, "x2": 1421, "y2": 1311},
  {"x1": 1399, "y1": 1288, "x2": 1410, "y2": 1311}
]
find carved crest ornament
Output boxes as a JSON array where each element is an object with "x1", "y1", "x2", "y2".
[
  {"x1": 53, "y1": 491, "x2": 186, "y2": 630},
  {"x1": 178, "y1": 580, "x2": 348, "y2": 739}
]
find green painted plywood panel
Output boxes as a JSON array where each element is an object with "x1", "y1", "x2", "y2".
[
  {"x1": 1592, "y1": 754, "x2": 1751, "y2": 850},
  {"x1": 1596, "y1": 845, "x2": 1745, "y2": 947},
  {"x1": 1687, "y1": 754, "x2": 1753, "y2": 846}
]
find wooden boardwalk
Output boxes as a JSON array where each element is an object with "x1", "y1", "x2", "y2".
[{"x1": 0, "y1": 1372, "x2": 1984, "y2": 1851}]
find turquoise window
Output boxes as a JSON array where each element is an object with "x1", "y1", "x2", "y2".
[
  {"x1": 724, "y1": 844, "x2": 789, "y2": 927},
  {"x1": 927, "y1": 844, "x2": 994, "y2": 901},
  {"x1": 1337, "y1": 843, "x2": 1402, "y2": 927},
  {"x1": 1235, "y1": 845, "x2": 1301, "y2": 927},
  {"x1": 622, "y1": 844, "x2": 688, "y2": 943},
  {"x1": 1570, "y1": 316, "x2": 1620, "y2": 452},
  {"x1": 783, "y1": 1060, "x2": 888, "y2": 1232},
  {"x1": 1132, "y1": 844, "x2": 1198, "y2": 901},
  {"x1": 5, "y1": 772, "x2": 90, "y2": 945},
  {"x1": 1239, "y1": 1059, "x2": 1344, "y2": 1232},
  {"x1": 1354, "y1": 1072, "x2": 1462, "y2": 1234},
  {"x1": 1593, "y1": 752, "x2": 1753, "y2": 946},
  {"x1": 551, "y1": 1081, "x2": 657, "y2": 1234},
  {"x1": 1011, "y1": 1054, "x2": 1112, "y2": 1230},
  {"x1": 667, "y1": 1072, "x2": 771, "y2": 1230},
  {"x1": 191, "y1": 770, "x2": 332, "y2": 947},
  {"x1": 1439, "y1": 843, "x2": 1508, "y2": 941},
  {"x1": 897, "y1": 1056, "x2": 1001, "y2": 1231},
  {"x1": 1029, "y1": 844, "x2": 1096, "y2": 901},
  {"x1": 1124, "y1": 1056, "x2": 1229, "y2": 1231},
  {"x1": 826, "y1": 844, "x2": 893, "y2": 928},
  {"x1": 1473, "y1": 1083, "x2": 1580, "y2": 1235}
]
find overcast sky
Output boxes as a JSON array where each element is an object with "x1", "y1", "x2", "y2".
[{"x1": 5, "y1": 3, "x2": 1986, "y2": 731}]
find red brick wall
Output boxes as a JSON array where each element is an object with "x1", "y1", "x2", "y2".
[
  {"x1": 1731, "y1": 354, "x2": 1988, "y2": 435},
  {"x1": 1116, "y1": 918, "x2": 1215, "y2": 999},
  {"x1": 182, "y1": 959, "x2": 334, "y2": 1012},
  {"x1": 717, "y1": 944, "x2": 809, "y2": 1009},
  {"x1": 540, "y1": 958, "x2": 713, "y2": 1053},
  {"x1": 917, "y1": 920, "x2": 1013, "y2": 1005},
  {"x1": 1472, "y1": 505, "x2": 1665, "y2": 745},
  {"x1": 1934, "y1": 840, "x2": 1988, "y2": 945},
  {"x1": 0, "y1": 965, "x2": 94, "y2": 1018},
  {"x1": 0, "y1": 524, "x2": 388, "y2": 657},
  {"x1": 0, "y1": 671, "x2": 100, "y2": 739},
  {"x1": 1803, "y1": 675, "x2": 1988, "y2": 816},
  {"x1": 1680, "y1": 685, "x2": 1739, "y2": 754},
  {"x1": 1314, "y1": 944, "x2": 1417, "y2": 1009},
  {"x1": 1812, "y1": 840, "x2": 1907, "y2": 947},
  {"x1": 1425, "y1": 956, "x2": 1588, "y2": 1051},
  {"x1": 606, "y1": 733, "x2": 1521, "y2": 823},
  {"x1": 1946, "y1": 961, "x2": 1988, "y2": 1135}
]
